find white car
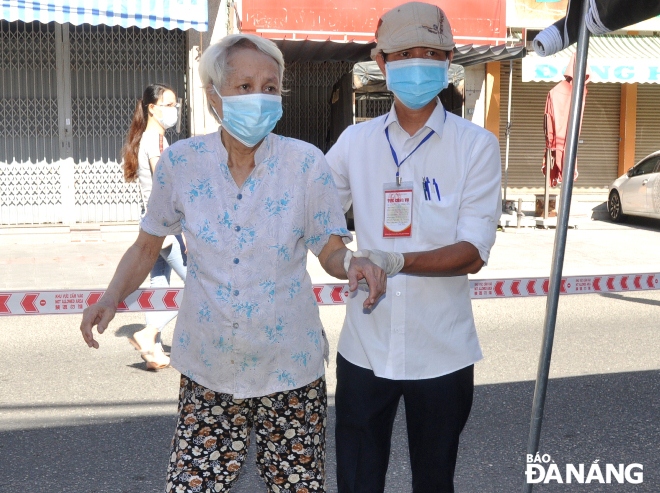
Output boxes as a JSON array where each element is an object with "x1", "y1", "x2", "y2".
[{"x1": 608, "y1": 151, "x2": 660, "y2": 222}]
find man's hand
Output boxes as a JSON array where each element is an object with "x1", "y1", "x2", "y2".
[
  {"x1": 80, "y1": 296, "x2": 118, "y2": 349},
  {"x1": 318, "y1": 236, "x2": 387, "y2": 310},
  {"x1": 344, "y1": 251, "x2": 387, "y2": 310}
]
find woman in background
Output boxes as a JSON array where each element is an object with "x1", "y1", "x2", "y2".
[{"x1": 121, "y1": 83, "x2": 187, "y2": 370}]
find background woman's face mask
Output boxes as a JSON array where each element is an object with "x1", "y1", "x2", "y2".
[
  {"x1": 155, "y1": 105, "x2": 179, "y2": 130},
  {"x1": 212, "y1": 86, "x2": 283, "y2": 147},
  {"x1": 385, "y1": 58, "x2": 450, "y2": 110}
]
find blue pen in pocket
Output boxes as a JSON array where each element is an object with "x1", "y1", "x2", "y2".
[{"x1": 432, "y1": 178, "x2": 441, "y2": 202}]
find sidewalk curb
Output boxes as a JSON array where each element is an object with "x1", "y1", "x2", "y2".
[{"x1": 0, "y1": 223, "x2": 139, "y2": 245}]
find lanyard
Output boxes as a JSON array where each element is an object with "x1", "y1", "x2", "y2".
[{"x1": 385, "y1": 127, "x2": 435, "y2": 186}]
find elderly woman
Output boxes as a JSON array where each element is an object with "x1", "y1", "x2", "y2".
[{"x1": 80, "y1": 34, "x2": 385, "y2": 492}]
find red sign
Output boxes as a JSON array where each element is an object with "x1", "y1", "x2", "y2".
[
  {"x1": 86, "y1": 292, "x2": 103, "y2": 306},
  {"x1": 163, "y1": 290, "x2": 179, "y2": 309},
  {"x1": 330, "y1": 286, "x2": 348, "y2": 303},
  {"x1": 0, "y1": 294, "x2": 11, "y2": 314},
  {"x1": 242, "y1": 0, "x2": 506, "y2": 45},
  {"x1": 312, "y1": 286, "x2": 324, "y2": 304},
  {"x1": 20, "y1": 293, "x2": 39, "y2": 313},
  {"x1": 137, "y1": 290, "x2": 155, "y2": 310}
]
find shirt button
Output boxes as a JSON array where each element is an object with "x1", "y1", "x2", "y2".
[
  {"x1": 234, "y1": 225, "x2": 241, "y2": 232},
  {"x1": 237, "y1": 193, "x2": 242, "y2": 200},
  {"x1": 233, "y1": 290, "x2": 239, "y2": 296},
  {"x1": 233, "y1": 322, "x2": 239, "y2": 329},
  {"x1": 233, "y1": 258, "x2": 239, "y2": 264},
  {"x1": 396, "y1": 291, "x2": 401, "y2": 296}
]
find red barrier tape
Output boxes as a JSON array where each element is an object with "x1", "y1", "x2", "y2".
[{"x1": 1, "y1": 273, "x2": 659, "y2": 316}]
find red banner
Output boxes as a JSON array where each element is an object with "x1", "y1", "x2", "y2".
[{"x1": 242, "y1": 0, "x2": 506, "y2": 45}]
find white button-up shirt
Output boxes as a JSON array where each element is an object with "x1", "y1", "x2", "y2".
[
  {"x1": 141, "y1": 132, "x2": 351, "y2": 398},
  {"x1": 326, "y1": 101, "x2": 501, "y2": 380}
]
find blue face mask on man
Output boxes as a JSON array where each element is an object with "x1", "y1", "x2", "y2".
[
  {"x1": 212, "y1": 86, "x2": 283, "y2": 147},
  {"x1": 385, "y1": 58, "x2": 450, "y2": 110}
]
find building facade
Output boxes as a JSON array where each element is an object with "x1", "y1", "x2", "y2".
[
  {"x1": 5, "y1": 0, "x2": 654, "y2": 225},
  {"x1": 0, "y1": 0, "x2": 212, "y2": 226},
  {"x1": 486, "y1": 0, "x2": 660, "y2": 215}
]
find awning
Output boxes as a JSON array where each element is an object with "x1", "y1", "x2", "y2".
[
  {"x1": 0, "y1": 0, "x2": 208, "y2": 31},
  {"x1": 273, "y1": 39, "x2": 526, "y2": 66},
  {"x1": 273, "y1": 39, "x2": 375, "y2": 64},
  {"x1": 523, "y1": 35, "x2": 660, "y2": 84},
  {"x1": 453, "y1": 44, "x2": 526, "y2": 67}
]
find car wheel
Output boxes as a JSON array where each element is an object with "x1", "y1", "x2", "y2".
[{"x1": 608, "y1": 190, "x2": 625, "y2": 222}]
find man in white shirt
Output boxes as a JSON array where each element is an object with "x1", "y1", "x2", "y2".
[{"x1": 325, "y1": 2, "x2": 502, "y2": 491}]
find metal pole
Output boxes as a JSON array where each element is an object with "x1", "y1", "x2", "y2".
[
  {"x1": 503, "y1": 60, "x2": 513, "y2": 204},
  {"x1": 523, "y1": 0, "x2": 591, "y2": 490}
]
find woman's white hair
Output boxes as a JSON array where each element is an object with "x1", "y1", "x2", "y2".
[{"x1": 199, "y1": 34, "x2": 285, "y2": 121}]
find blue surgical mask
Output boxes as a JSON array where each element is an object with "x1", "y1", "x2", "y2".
[
  {"x1": 385, "y1": 58, "x2": 450, "y2": 110},
  {"x1": 212, "y1": 87, "x2": 283, "y2": 147}
]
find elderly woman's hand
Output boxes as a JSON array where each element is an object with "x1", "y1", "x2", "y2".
[
  {"x1": 80, "y1": 296, "x2": 118, "y2": 349},
  {"x1": 80, "y1": 230, "x2": 165, "y2": 348},
  {"x1": 346, "y1": 255, "x2": 388, "y2": 310}
]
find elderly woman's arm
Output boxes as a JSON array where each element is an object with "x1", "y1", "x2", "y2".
[
  {"x1": 318, "y1": 235, "x2": 387, "y2": 310},
  {"x1": 80, "y1": 230, "x2": 164, "y2": 348}
]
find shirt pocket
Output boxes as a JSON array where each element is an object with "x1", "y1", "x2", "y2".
[{"x1": 415, "y1": 193, "x2": 458, "y2": 247}]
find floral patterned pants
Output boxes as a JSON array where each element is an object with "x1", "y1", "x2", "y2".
[{"x1": 165, "y1": 375, "x2": 327, "y2": 493}]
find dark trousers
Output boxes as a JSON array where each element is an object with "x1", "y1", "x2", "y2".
[{"x1": 335, "y1": 353, "x2": 474, "y2": 493}]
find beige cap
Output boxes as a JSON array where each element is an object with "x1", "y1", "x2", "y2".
[{"x1": 371, "y1": 2, "x2": 454, "y2": 60}]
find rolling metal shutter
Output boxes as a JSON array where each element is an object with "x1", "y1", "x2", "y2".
[
  {"x1": 0, "y1": 21, "x2": 61, "y2": 225},
  {"x1": 69, "y1": 24, "x2": 188, "y2": 223},
  {"x1": 499, "y1": 60, "x2": 620, "y2": 192},
  {"x1": 0, "y1": 20, "x2": 187, "y2": 225},
  {"x1": 635, "y1": 84, "x2": 660, "y2": 164},
  {"x1": 274, "y1": 61, "x2": 353, "y2": 153}
]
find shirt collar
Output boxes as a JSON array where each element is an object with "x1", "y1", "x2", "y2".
[
  {"x1": 216, "y1": 129, "x2": 273, "y2": 166},
  {"x1": 383, "y1": 97, "x2": 446, "y2": 139}
]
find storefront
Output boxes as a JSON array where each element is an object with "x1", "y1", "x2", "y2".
[
  {"x1": 501, "y1": 0, "x2": 660, "y2": 215},
  {"x1": 636, "y1": 83, "x2": 660, "y2": 163},
  {"x1": 0, "y1": 0, "x2": 208, "y2": 225},
  {"x1": 499, "y1": 35, "x2": 660, "y2": 198}
]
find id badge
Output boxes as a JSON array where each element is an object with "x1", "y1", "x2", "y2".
[{"x1": 383, "y1": 181, "x2": 413, "y2": 237}]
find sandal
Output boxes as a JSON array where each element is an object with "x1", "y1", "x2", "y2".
[
  {"x1": 129, "y1": 328, "x2": 170, "y2": 371},
  {"x1": 140, "y1": 342, "x2": 171, "y2": 371}
]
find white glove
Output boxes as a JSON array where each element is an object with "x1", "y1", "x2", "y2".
[
  {"x1": 343, "y1": 249, "x2": 354, "y2": 276},
  {"x1": 353, "y1": 249, "x2": 404, "y2": 277}
]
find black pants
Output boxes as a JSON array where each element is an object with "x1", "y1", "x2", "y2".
[{"x1": 335, "y1": 353, "x2": 474, "y2": 493}]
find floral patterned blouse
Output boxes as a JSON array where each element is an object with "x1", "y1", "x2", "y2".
[{"x1": 141, "y1": 131, "x2": 351, "y2": 398}]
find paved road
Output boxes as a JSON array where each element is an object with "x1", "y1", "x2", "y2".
[{"x1": 1, "y1": 217, "x2": 659, "y2": 492}]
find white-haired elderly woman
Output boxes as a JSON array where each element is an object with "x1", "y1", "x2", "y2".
[{"x1": 80, "y1": 34, "x2": 386, "y2": 492}]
